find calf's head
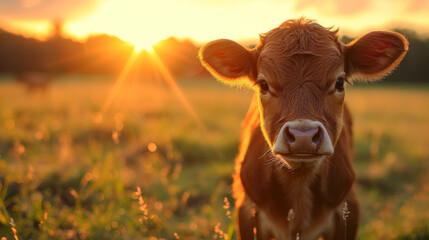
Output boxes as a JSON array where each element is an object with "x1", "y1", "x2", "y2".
[{"x1": 200, "y1": 19, "x2": 408, "y2": 169}]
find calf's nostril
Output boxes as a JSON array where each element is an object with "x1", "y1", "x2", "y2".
[
  {"x1": 312, "y1": 127, "x2": 323, "y2": 144},
  {"x1": 284, "y1": 127, "x2": 296, "y2": 143}
]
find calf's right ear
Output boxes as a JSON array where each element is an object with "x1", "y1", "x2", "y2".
[{"x1": 199, "y1": 39, "x2": 257, "y2": 85}]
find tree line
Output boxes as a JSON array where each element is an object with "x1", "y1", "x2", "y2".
[
  {"x1": 0, "y1": 28, "x2": 428, "y2": 83},
  {"x1": 0, "y1": 29, "x2": 206, "y2": 79}
]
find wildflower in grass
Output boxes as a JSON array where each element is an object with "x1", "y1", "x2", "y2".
[
  {"x1": 342, "y1": 201, "x2": 350, "y2": 221},
  {"x1": 180, "y1": 191, "x2": 190, "y2": 212},
  {"x1": 223, "y1": 197, "x2": 231, "y2": 220},
  {"x1": 287, "y1": 208, "x2": 295, "y2": 222},
  {"x1": 12, "y1": 141, "x2": 25, "y2": 160},
  {"x1": 112, "y1": 130, "x2": 120, "y2": 144},
  {"x1": 287, "y1": 209, "x2": 295, "y2": 239},
  {"x1": 251, "y1": 206, "x2": 257, "y2": 239},
  {"x1": 136, "y1": 186, "x2": 148, "y2": 223},
  {"x1": 70, "y1": 189, "x2": 79, "y2": 200},
  {"x1": 65, "y1": 230, "x2": 74, "y2": 239},
  {"x1": 80, "y1": 172, "x2": 94, "y2": 189},
  {"x1": 39, "y1": 212, "x2": 48, "y2": 230},
  {"x1": 26, "y1": 165, "x2": 33, "y2": 181},
  {"x1": 174, "y1": 232, "x2": 180, "y2": 239},
  {"x1": 213, "y1": 222, "x2": 220, "y2": 239},
  {"x1": 10, "y1": 217, "x2": 18, "y2": 240},
  {"x1": 213, "y1": 222, "x2": 228, "y2": 239},
  {"x1": 253, "y1": 227, "x2": 257, "y2": 239},
  {"x1": 342, "y1": 201, "x2": 350, "y2": 240},
  {"x1": 35, "y1": 131, "x2": 43, "y2": 140},
  {"x1": 171, "y1": 163, "x2": 182, "y2": 180},
  {"x1": 134, "y1": 186, "x2": 149, "y2": 238}
]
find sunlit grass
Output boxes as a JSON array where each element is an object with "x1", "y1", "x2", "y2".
[
  {"x1": 0, "y1": 75, "x2": 249, "y2": 239},
  {"x1": 346, "y1": 86, "x2": 429, "y2": 239},
  {"x1": 0, "y1": 76, "x2": 428, "y2": 239}
]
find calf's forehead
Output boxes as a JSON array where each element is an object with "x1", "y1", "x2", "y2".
[
  {"x1": 258, "y1": 51, "x2": 344, "y2": 90},
  {"x1": 256, "y1": 23, "x2": 345, "y2": 89},
  {"x1": 260, "y1": 21, "x2": 343, "y2": 57}
]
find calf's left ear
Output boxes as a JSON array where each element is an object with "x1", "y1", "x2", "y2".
[
  {"x1": 199, "y1": 39, "x2": 258, "y2": 85},
  {"x1": 345, "y1": 31, "x2": 408, "y2": 81}
]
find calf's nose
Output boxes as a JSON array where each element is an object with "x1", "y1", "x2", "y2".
[{"x1": 284, "y1": 126, "x2": 323, "y2": 153}]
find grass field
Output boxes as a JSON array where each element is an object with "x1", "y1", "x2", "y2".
[{"x1": 0, "y1": 75, "x2": 428, "y2": 239}]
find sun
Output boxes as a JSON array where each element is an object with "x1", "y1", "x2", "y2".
[
  {"x1": 120, "y1": 31, "x2": 160, "y2": 53},
  {"x1": 132, "y1": 40, "x2": 154, "y2": 53},
  {"x1": 66, "y1": 0, "x2": 171, "y2": 52}
]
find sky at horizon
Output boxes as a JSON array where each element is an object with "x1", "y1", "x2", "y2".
[{"x1": 1, "y1": 0, "x2": 429, "y2": 48}]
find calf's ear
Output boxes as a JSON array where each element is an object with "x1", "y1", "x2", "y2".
[
  {"x1": 345, "y1": 31, "x2": 408, "y2": 81},
  {"x1": 199, "y1": 39, "x2": 257, "y2": 85}
]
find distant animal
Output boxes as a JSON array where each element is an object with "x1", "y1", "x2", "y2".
[
  {"x1": 15, "y1": 72, "x2": 51, "y2": 93},
  {"x1": 199, "y1": 18, "x2": 408, "y2": 240}
]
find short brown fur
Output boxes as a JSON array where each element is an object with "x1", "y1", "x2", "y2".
[{"x1": 199, "y1": 18, "x2": 408, "y2": 240}]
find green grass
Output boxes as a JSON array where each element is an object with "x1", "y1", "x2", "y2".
[{"x1": 0, "y1": 75, "x2": 428, "y2": 239}]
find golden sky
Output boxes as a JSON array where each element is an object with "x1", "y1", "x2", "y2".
[{"x1": 1, "y1": 0, "x2": 429, "y2": 48}]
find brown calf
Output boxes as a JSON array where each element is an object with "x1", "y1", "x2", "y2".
[{"x1": 199, "y1": 18, "x2": 408, "y2": 240}]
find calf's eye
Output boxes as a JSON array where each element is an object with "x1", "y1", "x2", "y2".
[
  {"x1": 335, "y1": 77, "x2": 345, "y2": 92},
  {"x1": 258, "y1": 80, "x2": 269, "y2": 93}
]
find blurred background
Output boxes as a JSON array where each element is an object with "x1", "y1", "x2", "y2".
[{"x1": 0, "y1": 0, "x2": 428, "y2": 239}]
